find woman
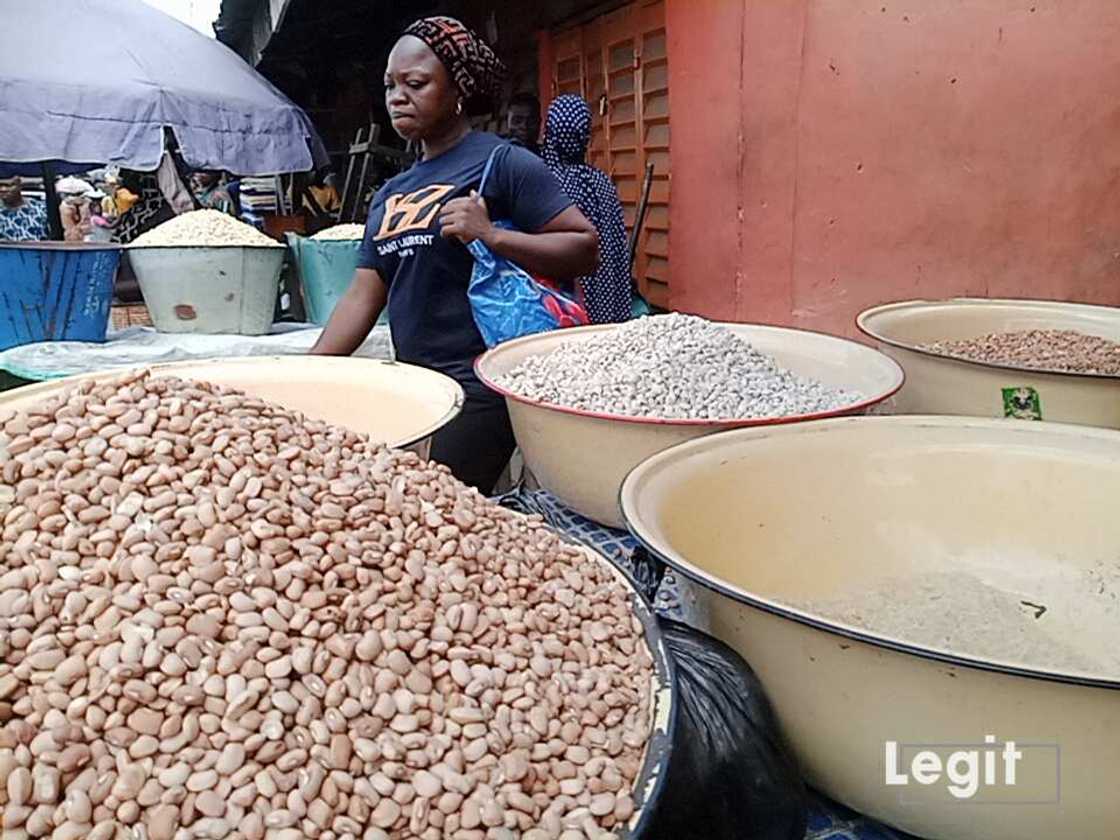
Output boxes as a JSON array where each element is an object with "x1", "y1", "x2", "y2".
[
  {"x1": 56, "y1": 178, "x2": 95, "y2": 243},
  {"x1": 304, "y1": 170, "x2": 343, "y2": 219},
  {"x1": 542, "y1": 95, "x2": 633, "y2": 324},
  {"x1": 311, "y1": 17, "x2": 598, "y2": 493},
  {"x1": 192, "y1": 171, "x2": 235, "y2": 215}
]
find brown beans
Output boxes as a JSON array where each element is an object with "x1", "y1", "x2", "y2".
[
  {"x1": 0, "y1": 372, "x2": 653, "y2": 840},
  {"x1": 924, "y1": 329, "x2": 1120, "y2": 375}
]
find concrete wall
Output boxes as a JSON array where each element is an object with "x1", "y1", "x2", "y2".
[{"x1": 667, "y1": 0, "x2": 1120, "y2": 336}]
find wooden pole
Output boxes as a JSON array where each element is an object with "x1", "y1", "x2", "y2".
[
  {"x1": 628, "y1": 162, "x2": 655, "y2": 272},
  {"x1": 41, "y1": 162, "x2": 63, "y2": 240}
]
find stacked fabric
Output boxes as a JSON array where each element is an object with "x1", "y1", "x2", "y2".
[{"x1": 236, "y1": 176, "x2": 279, "y2": 214}]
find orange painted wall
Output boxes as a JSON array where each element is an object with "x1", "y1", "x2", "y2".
[{"x1": 667, "y1": 0, "x2": 1120, "y2": 337}]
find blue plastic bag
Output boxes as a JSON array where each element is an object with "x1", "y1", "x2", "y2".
[
  {"x1": 467, "y1": 146, "x2": 589, "y2": 348},
  {"x1": 632, "y1": 289, "x2": 653, "y2": 318}
]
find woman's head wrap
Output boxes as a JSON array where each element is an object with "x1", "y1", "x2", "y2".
[
  {"x1": 402, "y1": 16, "x2": 506, "y2": 113},
  {"x1": 542, "y1": 94, "x2": 593, "y2": 167}
]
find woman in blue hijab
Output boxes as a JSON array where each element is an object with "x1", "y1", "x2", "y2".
[{"x1": 542, "y1": 95, "x2": 632, "y2": 324}]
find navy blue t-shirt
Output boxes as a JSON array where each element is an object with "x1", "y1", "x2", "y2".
[{"x1": 358, "y1": 131, "x2": 572, "y2": 399}]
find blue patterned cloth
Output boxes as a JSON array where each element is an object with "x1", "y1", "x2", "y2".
[
  {"x1": 805, "y1": 793, "x2": 919, "y2": 840},
  {"x1": 493, "y1": 485, "x2": 920, "y2": 840},
  {"x1": 0, "y1": 198, "x2": 48, "y2": 241},
  {"x1": 491, "y1": 485, "x2": 685, "y2": 618}
]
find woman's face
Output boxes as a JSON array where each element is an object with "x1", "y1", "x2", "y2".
[{"x1": 384, "y1": 36, "x2": 460, "y2": 142}]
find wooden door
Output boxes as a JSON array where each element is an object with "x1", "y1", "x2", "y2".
[{"x1": 546, "y1": 0, "x2": 670, "y2": 309}]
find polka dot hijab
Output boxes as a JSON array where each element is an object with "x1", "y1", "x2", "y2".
[{"x1": 542, "y1": 95, "x2": 633, "y2": 324}]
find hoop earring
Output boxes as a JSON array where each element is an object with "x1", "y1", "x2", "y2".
[{"x1": 456, "y1": 100, "x2": 463, "y2": 116}]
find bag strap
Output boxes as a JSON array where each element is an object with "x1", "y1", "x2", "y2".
[{"x1": 478, "y1": 143, "x2": 507, "y2": 196}]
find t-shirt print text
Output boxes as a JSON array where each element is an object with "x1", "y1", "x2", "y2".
[{"x1": 375, "y1": 184, "x2": 454, "y2": 258}]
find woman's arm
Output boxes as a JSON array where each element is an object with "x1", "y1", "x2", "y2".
[
  {"x1": 486, "y1": 205, "x2": 598, "y2": 280},
  {"x1": 310, "y1": 268, "x2": 388, "y2": 355},
  {"x1": 439, "y1": 196, "x2": 598, "y2": 281}
]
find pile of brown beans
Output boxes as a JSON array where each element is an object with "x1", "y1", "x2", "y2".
[
  {"x1": 923, "y1": 329, "x2": 1120, "y2": 375},
  {"x1": 0, "y1": 372, "x2": 653, "y2": 840}
]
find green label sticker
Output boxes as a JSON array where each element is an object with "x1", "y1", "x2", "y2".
[{"x1": 1002, "y1": 386, "x2": 1042, "y2": 420}]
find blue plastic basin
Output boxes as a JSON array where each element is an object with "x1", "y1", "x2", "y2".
[{"x1": 0, "y1": 242, "x2": 120, "y2": 351}]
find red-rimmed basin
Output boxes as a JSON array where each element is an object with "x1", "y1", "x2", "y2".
[{"x1": 476, "y1": 321, "x2": 904, "y2": 527}]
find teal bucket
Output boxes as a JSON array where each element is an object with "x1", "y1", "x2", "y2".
[
  {"x1": 0, "y1": 242, "x2": 120, "y2": 351},
  {"x1": 287, "y1": 233, "x2": 388, "y2": 327}
]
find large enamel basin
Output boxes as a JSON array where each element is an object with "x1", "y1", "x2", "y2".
[
  {"x1": 0, "y1": 356, "x2": 463, "y2": 459},
  {"x1": 476, "y1": 322, "x2": 904, "y2": 528},
  {"x1": 858, "y1": 298, "x2": 1120, "y2": 428},
  {"x1": 0, "y1": 359, "x2": 675, "y2": 838},
  {"x1": 621, "y1": 415, "x2": 1120, "y2": 840}
]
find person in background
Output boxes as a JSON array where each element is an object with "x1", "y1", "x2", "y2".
[
  {"x1": 86, "y1": 188, "x2": 113, "y2": 242},
  {"x1": 0, "y1": 176, "x2": 48, "y2": 241},
  {"x1": 59, "y1": 195, "x2": 93, "y2": 242},
  {"x1": 542, "y1": 95, "x2": 632, "y2": 324},
  {"x1": 191, "y1": 171, "x2": 235, "y2": 214},
  {"x1": 111, "y1": 145, "x2": 196, "y2": 245},
  {"x1": 157, "y1": 150, "x2": 196, "y2": 216},
  {"x1": 56, "y1": 178, "x2": 95, "y2": 242},
  {"x1": 311, "y1": 16, "x2": 597, "y2": 492},
  {"x1": 111, "y1": 170, "x2": 172, "y2": 244},
  {"x1": 303, "y1": 169, "x2": 342, "y2": 217},
  {"x1": 101, "y1": 172, "x2": 139, "y2": 222},
  {"x1": 506, "y1": 92, "x2": 541, "y2": 156}
]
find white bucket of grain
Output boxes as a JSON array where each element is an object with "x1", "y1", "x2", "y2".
[
  {"x1": 128, "y1": 245, "x2": 286, "y2": 335},
  {"x1": 127, "y1": 209, "x2": 288, "y2": 336}
]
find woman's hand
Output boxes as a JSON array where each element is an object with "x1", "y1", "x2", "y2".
[
  {"x1": 441, "y1": 191, "x2": 599, "y2": 280},
  {"x1": 438, "y1": 191, "x2": 493, "y2": 245},
  {"x1": 483, "y1": 206, "x2": 599, "y2": 281}
]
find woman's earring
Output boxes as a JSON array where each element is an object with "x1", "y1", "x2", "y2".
[{"x1": 456, "y1": 100, "x2": 463, "y2": 115}]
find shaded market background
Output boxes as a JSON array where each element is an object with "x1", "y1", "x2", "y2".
[{"x1": 216, "y1": 0, "x2": 1120, "y2": 333}]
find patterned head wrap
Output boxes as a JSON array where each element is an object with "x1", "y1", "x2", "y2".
[{"x1": 402, "y1": 16, "x2": 506, "y2": 113}]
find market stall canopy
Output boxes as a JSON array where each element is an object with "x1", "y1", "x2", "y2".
[{"x1": 0, "y1": 0, "x2": 328, "y2": 176}]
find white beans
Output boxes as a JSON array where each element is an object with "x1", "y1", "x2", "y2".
[
  {"x1": 0, "y1": 372, "x2": 653, "y2": 839},
  {"x1": 129, "y1": 209, "x2": 279, "y2": 248},
  {"x1": 497, "y1": 313, "x2": 860, "y2": 420},
  {"x1": 311, "y1": 224, "x2": 366, "y2": 241}
]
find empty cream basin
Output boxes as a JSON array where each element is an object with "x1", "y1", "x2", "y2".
[
  {"x1": 475, "y1": 322, "x2": 904, "y2": 528},
  {"x1": 621, "y1": 415, "x2": 1120, "y2": 840},
  {"x1": 0, "y1": 356, "x2": 463, "y2": 458},
  {"x1": 858, "y1": 298, "x2": 1120, "y2": 428}
]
